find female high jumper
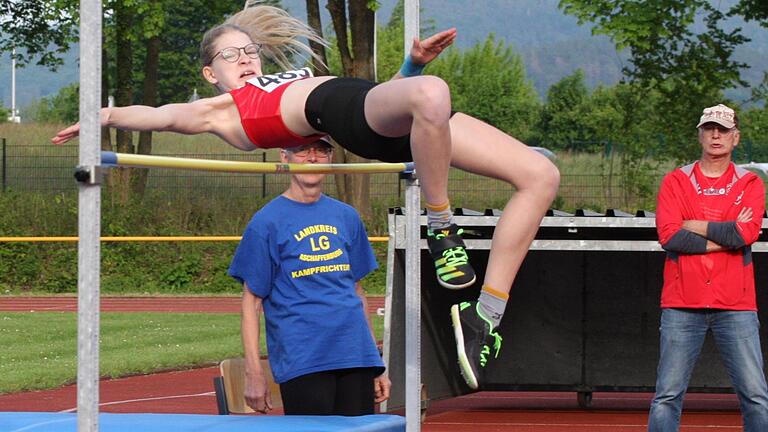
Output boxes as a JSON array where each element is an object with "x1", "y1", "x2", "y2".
[{"x1": 53, "y1": 5, "x2": 560, "y2": 390}]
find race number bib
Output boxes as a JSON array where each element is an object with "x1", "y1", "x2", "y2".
[{"x1": 246, "y1": 68, "x2": 313, "y2": 93}]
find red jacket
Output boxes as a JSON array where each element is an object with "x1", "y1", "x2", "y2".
[{"x1": 656, "y1": 162, "x2": 765, "y2": 310}]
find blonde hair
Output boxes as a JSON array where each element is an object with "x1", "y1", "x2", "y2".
[{"x1": 219, "y1": 5, "x2": 328, "y2": 70}]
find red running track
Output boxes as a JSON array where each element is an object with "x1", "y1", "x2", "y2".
[
  {"x1": 0, "y1": 295, "x2": 386, "y2": 315},
  {"x1": 0, "y1": 296, "x2": 744, "y2": 431}
]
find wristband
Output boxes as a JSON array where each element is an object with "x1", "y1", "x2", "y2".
[{"x1": 399, "y1": 55, "x2": 426, "y2": 77}]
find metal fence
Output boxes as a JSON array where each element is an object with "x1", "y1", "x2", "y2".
[{"x1": 1, "y1": 140, "x2": 667, "y2": 211}]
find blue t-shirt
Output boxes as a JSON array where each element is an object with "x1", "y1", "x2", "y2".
[{"x1": 228, "y1": 194, "x2": 383, "y2": 383}]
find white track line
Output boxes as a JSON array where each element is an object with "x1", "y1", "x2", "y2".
[
  {"x1": 57, "y1": 391, "x2": 215, "y2": 413},
  {"x1": 9, "y1": 417, "x2": 74, "y2": 432},
  {"x1": 458, "y1": 393, "x2": 737, "y2": 403}
]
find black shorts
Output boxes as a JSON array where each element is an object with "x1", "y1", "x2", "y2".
[
  {"x1": 279, "y1": 367, "x2": 380, "y2": 416},
  {"x1": 304, "y1": 78, "x2": 414, "y2": 163}
]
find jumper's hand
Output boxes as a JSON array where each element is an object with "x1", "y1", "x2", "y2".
[
  {"x1": 51, "y1": 108, "x2": 111, "y2": 145},
  {"x1": 409, "y1": 28, "x2": 457, "y2": 65},
  {"x1": 52, "y1": 123, "x2": 81, "y2": 145}
]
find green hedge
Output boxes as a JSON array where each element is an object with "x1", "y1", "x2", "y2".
[{"x1": 0, "y1": 191, "x2": 389, "y2": 295}]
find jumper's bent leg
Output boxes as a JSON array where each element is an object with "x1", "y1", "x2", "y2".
[
  {"x1": 449, "y1": 113, "x2": 559, "y2": 293},
  {"x1": 363, "y1": 76, "x2": 452, "y2": 206},
  {"x1": 364, "y1": 77, "x2": 477, "y2": 289},
  {"x1": 448, "y1": 113, "x2": 559, "y2": 389}
]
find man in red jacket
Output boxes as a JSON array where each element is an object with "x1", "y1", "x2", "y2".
[{"x1": 648, "y1": 104, "x2": 768, "y2": 431}]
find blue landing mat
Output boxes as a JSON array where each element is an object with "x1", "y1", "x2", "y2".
[{"x1": 0, "y1": 412, "x2": 405, "y2": 432}]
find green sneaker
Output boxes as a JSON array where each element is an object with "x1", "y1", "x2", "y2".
[
  {"x1": 426, "y1": 224, "x2": 476, "y2": 289},
  {"x1": 450, "y1": 301, "x2": 503, "y2": 390}
]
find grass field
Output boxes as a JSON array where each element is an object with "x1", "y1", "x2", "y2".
[{"x1": 0, "y1": 311, "x2": 385, "y2": 394}]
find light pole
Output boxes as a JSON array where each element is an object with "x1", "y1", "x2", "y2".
[{"x1": 8, "y1": 48, "x2": 20, "y2": 123}]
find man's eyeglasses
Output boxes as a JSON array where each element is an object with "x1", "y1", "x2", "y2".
[
  {"x1": 287, "y1": 145, "x2": 333, "y2": 158},
  {"x1": 211, "y1": 43, "x2": 261, "y2": 64}
]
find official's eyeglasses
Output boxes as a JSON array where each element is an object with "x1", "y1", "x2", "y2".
[
  {"x1": 287, "y1": 145, "x2": 333, "y2": 158},
  {"x1": 211, "y1": 43, "x2": 261, "y2": 64},
  {"x1": 699, "y1": 123, "x2": 736, "y2": 134}
]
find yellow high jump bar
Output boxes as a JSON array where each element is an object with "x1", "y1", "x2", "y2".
[
  {"x1": 0, "y1": 236, "x2": 389, "y2": 243},
  {"x1": 101, "y1": 151, "x2": 415, "y2": 174}
]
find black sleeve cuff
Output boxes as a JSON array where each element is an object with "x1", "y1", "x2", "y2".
[
  {"x1": 663, "y1": 229, "x2": 708, "y2": 254},
  {"x1": 707, "y1": 221, "x2": 746, "y2": 249}
]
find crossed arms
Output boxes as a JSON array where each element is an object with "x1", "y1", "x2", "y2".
[
  {"x1": 656, "y1": 174, "x2": 765, "y2": 254},
  {"x1": 664, "y1": 208, "x2": 753, "y2": 253}
]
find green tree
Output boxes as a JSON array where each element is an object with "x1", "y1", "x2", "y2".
[
  {"x1": 738, "y1": 0, "x2": 768, "y2": 26},
  {"x1": 25, "y1": 83, "x2": 79, "y2": 123},
  {"x1": 536, "y1": 69, "x2": 665, "y2": 207},
  {"x1": 537, "y1": 70, "x2": 593, "y2": 150},
  {"x1": 4, "y1": 0, "x2": 245, "y2": 200},
  {"x1": 306, "y1": 0, "x2": 330, "y2": 76},
  {"x1": 558, "y1": 0, "x2": 757, "y2": 161},
  {"x1": 0, "y1": 0, "x2": 78, "y2": 69},
  {"x1": 105, "y1": 0, "x2": 244, "y2": 200},
  {"x1": 559, "y1": 1, "x2": 748, "y2": 89},
  {"x1": 427, "y1": 34, "x2": 540, "y2": 141},
  {"x1": 374, "y1": 0, "x2": 405, "y2": 81},
  {"x1": 739, "y1": 106, "x2": 768, "y2": 162},
  {"x1": 152, "y1": 1, "x2": 249, "y2": 102},
  {"x1": 323, "y1": 0, "x2": 379, "y2": 220},
  {"x1": 373, "y1": 0, "x2": 437, "y2": 81},
  {"x1": 588, "y1": 82, "x2": 663, "y2": 208}
]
